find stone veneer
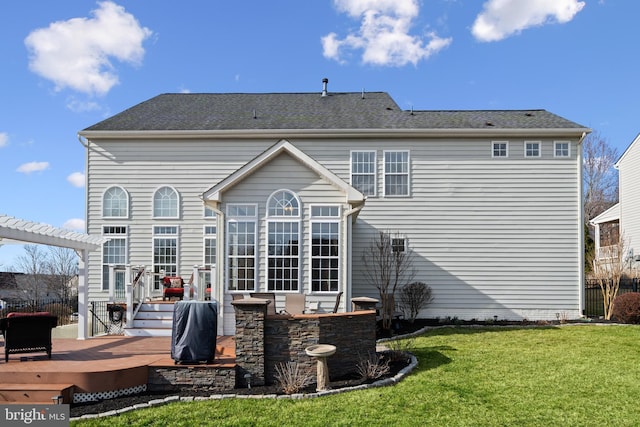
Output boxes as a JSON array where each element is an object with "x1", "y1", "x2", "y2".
[{"x1": 233, "y1": 297, "x2": 377, "y2": 387}]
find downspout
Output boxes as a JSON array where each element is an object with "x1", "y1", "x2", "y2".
[
  {"x1": 342, "y1": 203, "x2": 364, "y2": 312},
  {"x1": 577, "y1": 131, "x2": 588, "y2": 318},
  {"x1": 203, "y1": 199, "x2": 225, "y2": 335},
  {"x1": 77, "y1": 135, "x2": 92, "y2": 340}
]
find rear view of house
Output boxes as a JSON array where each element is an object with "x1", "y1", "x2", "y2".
[{"x1": 78, "y1": 80, "x2": 590, "y2": 335}]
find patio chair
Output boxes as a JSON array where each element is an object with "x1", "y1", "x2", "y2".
[
  {"x1": 250, "y1": 292, "x2": 276, "y2": 315},
  {"x1": 280, "y1": 293, "x2": 306, "y2": 315},
  {"x1": 332, "y1": 291, "x2": 343, "y2": 313}
]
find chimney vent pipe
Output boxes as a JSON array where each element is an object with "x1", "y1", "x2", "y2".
[{"x1": 321, "y1": 78, "x2": 328, "y2": 97}]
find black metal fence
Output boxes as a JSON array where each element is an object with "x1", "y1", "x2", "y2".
[
  {"x1": 584, "y1": 278, "x2": 639, "y2": 318},
  {"x1": 89, "y1": 300, "x2": 111, "y2": 337},
  {"x1": 0, "y1": 298, "x2": 77, "y2": 326}
]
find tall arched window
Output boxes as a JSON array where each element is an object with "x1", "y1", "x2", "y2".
[
  {"x1": 266, "y1": 190, "x2": 301, "y2": 291},
  {"x1": 153, "y1": 186, "x2": 179, "y2": 218},
  {"x1": 103, "y1": 186, "x2": 128, "y2": 218}
]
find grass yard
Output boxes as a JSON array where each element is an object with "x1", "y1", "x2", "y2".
[{"x1": 72, "y1": 325, "x2": 640, "y2": 427}]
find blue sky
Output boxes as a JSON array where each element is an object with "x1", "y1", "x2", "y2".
[{"x1": 0, "y1": 0, "x2": 637, "y2": 269}]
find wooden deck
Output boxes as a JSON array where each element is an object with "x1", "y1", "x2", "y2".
[{"x1": 0, "y1": 335, "x2": 235, "y2": 404}]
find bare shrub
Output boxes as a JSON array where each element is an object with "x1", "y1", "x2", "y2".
[
  {"x1": 274, "y1": 362, "x2": 314, "y2": 394},
  {"x1": 356, "y1": 352, "x2": 390, "y2": 381},
  {"x1": 398, "y1": 281, "x2": 432, "y2": 323},
  {"x1": 383, "y1": 338, "x2": 415, "y2": 363},
  {"x1": 612, "y1": 292, "x2": 640, "y2": 324}
]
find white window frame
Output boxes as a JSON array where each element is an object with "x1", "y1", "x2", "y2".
[
  {"x1": 202, "y1": 225, "x2": 217, "y2": 289},
  {"x1": 554, "y1": 141, "x2": 571, "y2": 158},
  {"x1": 102, "y1": 226, "x2": 128, "y2": 291},
  {"x1": 524, "y1": 141, "x2": 541, "y2": 158},
  {"x1": 102, "y1": 186, "x2": 129, "y2": 219},
  {"x1": 153, "y1": 186, "x2": 180, "y2": 219},
  {"x1": 383, "y1": 150, "x2": 410, "y2": 197},
  {"x1": 226, "y1": 204, "x2": 258, "y2": 292},
  {"x1": 350, "y1": 150, "x2": 377, "y2": 197},
  {"x1": 309, "y1": 205, "x2": 341, "y2": 293},
  {"x1": 204, "y1": 205, "x2": 216, "y2": 218},
  {"x1": 266, "y1": 190, "x2": 301, "y2": 292},
  {"x1": 153, "y1": 225, "x2": 179, "y2": 290},
  {"x1": 492, "y1": 141, "x2": 509, "y2": 158}
]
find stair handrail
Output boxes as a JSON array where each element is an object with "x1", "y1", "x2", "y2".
[{"x1": 125, "y1": 265, "x2": 147, "y2": 328}]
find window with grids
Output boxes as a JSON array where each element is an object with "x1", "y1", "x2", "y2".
[
  {"x1": 351, "y1": 151, "x2": 376, "y2": 196},
  {"x1": 153, "y1": 226, "x2": 178, "y2": 289},
  {"x1": 202, "y1": 225, "x2": 216, "y2": 288},
  {"x1": 384, "y1": 151, "x2": 409, "y2": 196},
  {"x1": 525, "y1": 141, "x2": 541, "y2": 157},
  {"x1": 310, "y1": 206, "x2": 340, "y2": 292},
  {"x1": 153, "y1": 186, "x2": 179, "y2": 218},
  {"x1": 103, "y1": 186, "x2": 128, "y2": 218},
  {"x1": 102, "y1": 226, "x2": 127, "y2": 291},
  {"x1": 492, "y1": 141, "x2": 508, "y2": 158},
  {"x1": 554, "y1": 141, "x2": 570, "y2": 157},
  {"x1": 227, "y1": 204, "x2": 257, "y2": 291},
  {"x1": 267, "y1": 190, "x2": 300, "y2": 291}
]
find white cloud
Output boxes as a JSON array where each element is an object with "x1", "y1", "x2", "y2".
[
  {"x1": 66, "y1": 97, "x2": 101, "y2": 113},
  {"x1": 24, "y1": 1, "x2": 152, "y2": 96},
  {"x1": 0, "y1": 132, "x2": 7, "y2": 148},
  {"x1": 17, "y1": 161, "x2": 49, "y2": 174},
  {"x1": 67, "y1": 172, "x2": 85, "y2": 188},
  {"x1": 472, "y1": 0, "x2": 585, "y2": 42},
  {"x1": 63, "y1": 218, "x2": 85, "y2": 231},
  {"x1": 322, "y1": 0, "x2": 451, "y2": 66}
]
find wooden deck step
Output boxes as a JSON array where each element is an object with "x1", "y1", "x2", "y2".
[{"x1": 0, "y1": 383, "x2": 74, "y2": 404}]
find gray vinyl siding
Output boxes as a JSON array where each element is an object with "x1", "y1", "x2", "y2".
[
  {"x1": 618, "y1": 141, "x2": 640, "y2": 261},
  {"x1": 85, "y1": 136, "x2": 581, "y2": 320}
]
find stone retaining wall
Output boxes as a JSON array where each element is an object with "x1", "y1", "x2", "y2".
[{"x1": 233, "y1": 298, "x2": 377, "y2": 387}]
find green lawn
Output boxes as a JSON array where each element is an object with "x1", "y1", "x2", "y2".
[{"x1": 72, "y1": 325, "x2": 640, "y2": 427}]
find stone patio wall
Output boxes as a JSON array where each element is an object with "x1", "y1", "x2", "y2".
[{"x1": 233, "y1": 298, "x2": 377, "y2": 387}]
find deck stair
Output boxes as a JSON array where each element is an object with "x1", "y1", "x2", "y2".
[
  {"x1": 125, "y1": 302, "x2": 175, "y2": 337},
  {"x1": 0, "y1": 383, "x2": 74, "y2": 404}
]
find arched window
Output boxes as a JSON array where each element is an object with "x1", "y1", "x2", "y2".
[
  {"x1": 153, "y1": 186, "x2": 179, "y2": 218},
  {"x1": 266, "y1": 190, "x2": 301, "y2": 291},
  {"x1": 103, "y1": 186, "x2": 128, "y2": 218},
  {"x1": 267, "y1": 190, "x2": 299, "y2": 217}
]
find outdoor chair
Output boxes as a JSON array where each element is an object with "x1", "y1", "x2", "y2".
[
  {"x1": 0, "y1": 312, "x2": 58, "y2": 362},
  {"x1": 280, "y1": 293, "x2": 306, "y2": 315},
  {"x1": 250, "y1": 292, "x2": 276, "y2": 315}
]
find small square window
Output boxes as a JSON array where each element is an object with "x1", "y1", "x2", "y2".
[
  {"x1": 392, "y1": 238, "x2": 406, "y2": 253},
  {"x1": 492, "y1": 142, "x2": 508, "y2": 158},
  {"x1": 525, "y1": 142, "x2": 541, "y2": 157},
  {"x1": 554, "y1": 141, "x2": 570, "y2": 157}
]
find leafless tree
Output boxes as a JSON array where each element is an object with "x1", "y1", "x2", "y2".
[
  {"x1": 12, "y1": 245, "x2": 48, "y2": 301},
  {"x1": 583, "y1": 131, "x2": 619, "y2": 223},
  {"x1": 592, "y1": 235, "x2": 628, "y2": 320},
  {"x1": 45, "y1": 246, "x2": 78, "y2": 301},
  {"x1": 362, "y1": 231, "x2": 416, "y2": 331}
]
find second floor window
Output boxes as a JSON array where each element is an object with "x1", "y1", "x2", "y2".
[
  {"x1": 384, "y1": 151, "x2": 410, "y2": 196},
  {"x1": 525, "y1": 142, "x2": 541, "y2": 158},
  {"x1": 351, "y1": 151, "x2": 376, "y2": 196},
  {"x1": 267, "y1": 190, "x2": 300, "y2": 291},
  {"x1": 103, "y1": 186, "x2": 128, "y2": 218},
  {"x1": 153, "y1": 186, "x2": 179, "y2": 218}
]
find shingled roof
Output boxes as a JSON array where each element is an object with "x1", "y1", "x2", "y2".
[{"x1": 82, "y1": 92, "x2": 587, "y2": 132}]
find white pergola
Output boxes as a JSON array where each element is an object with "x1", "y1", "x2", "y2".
[{"x1": 0, "y1": 214, "x2": 105, "y2": 339}]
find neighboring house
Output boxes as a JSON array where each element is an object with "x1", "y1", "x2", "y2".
[
  {"x1": 591, "y1": 133, "x2": 640, "y2": 270},
  {"x1": 78, "y1": 82, "x2": 590, "y2": 335}
]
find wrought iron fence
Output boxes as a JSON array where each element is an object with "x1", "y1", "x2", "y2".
[
  {"x1": 89, "y1": 300, "x2": 110, "y2": 337},
  {"x1": 0, "y1": 298, "x2": 77, "y2": 326},
  {"x1": 584, "y1": 278, "x2": 638, "y2": 318}
]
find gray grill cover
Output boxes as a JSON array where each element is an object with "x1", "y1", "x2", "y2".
[{"x1": 171, "y1": 300, "x2": 217, "y2": 364}]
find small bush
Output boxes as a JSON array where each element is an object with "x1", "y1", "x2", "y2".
[
  {"x1": 356, "y1": 352, "x2": 390, "y2": 381},
  {"x1": 398, "y1": 281, "x2": 432, "y2": 323},
  {"x1": 274, "y1": 362, "x2": 314, "y2": 394},
  {"x1": 612, "y1": 292, "x2": 640, "y2": 324}
]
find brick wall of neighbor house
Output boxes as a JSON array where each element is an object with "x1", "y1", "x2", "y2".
[{"x1": 233, "y1": 299, "x2": 376, "y2": 387}]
